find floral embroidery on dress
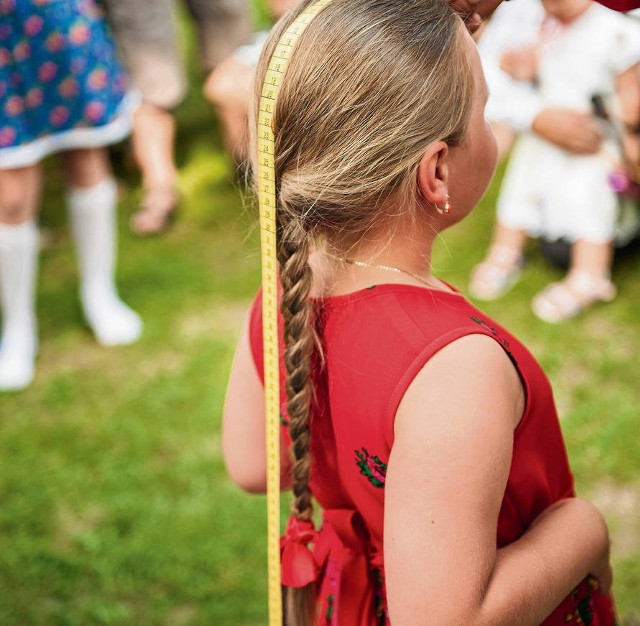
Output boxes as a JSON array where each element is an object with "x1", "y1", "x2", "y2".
[
  {"x1": 325, "y1": 594, "x2": 334, "y2": 622},
  {"x1": 355, "y1": 448, "x2": 387, "y2": 488},
  {"x1": 563, "y1": 577, "x2": 602, "y2": 624}
]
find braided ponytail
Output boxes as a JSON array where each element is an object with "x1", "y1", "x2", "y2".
[{"x1": 277, "y1": 215, "x2": 318, "y2": 626}]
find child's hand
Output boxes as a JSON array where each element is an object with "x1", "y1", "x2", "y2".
[
  {"x1": 532, "y1": 109, "x2": 604, "y2": 154},
  {"x1": 500, "y1": 45, "x2": 538, "y2": 82}
]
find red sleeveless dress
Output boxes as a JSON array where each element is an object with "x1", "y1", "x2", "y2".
[{"x1": 249, "y1": 283, "x2": 616, "y2": 625}]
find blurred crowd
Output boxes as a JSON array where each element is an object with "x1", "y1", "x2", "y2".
[
  {"x1": 470, "y1": 0, "x2": 640, "y2": 321},
  {"x1": 0, "y1": 0, "x2": 639, "y2": 392},
  {"x1": 0, "y1": 0, "x2": 294, "y2": 391}
]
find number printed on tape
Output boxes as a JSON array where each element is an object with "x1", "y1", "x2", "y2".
[{"x1": 256, "y1": 3, "x2": 333, "y2": 625}]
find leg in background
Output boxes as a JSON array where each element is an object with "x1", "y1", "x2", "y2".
[
  {"x1": 190, "y1": 0, "x2": 253, "y2": 164},
  {"x1": 61, "y1": 148, "x2": 143, "y2": 346},
  {"x1": 469, "y1": 223, "x2": 527, "y2": 300},
  {"x1": 201, "y1": 0, "x2": 294, "y2": 163},
  {"x1": 129, "y1": 102, "x2": 180, "y2": 235},
  {"x1": 532, "y1": 239, "x2": 617, "y2": 322},
  {"x1": 0, "y1": 165, "x2": 42, "y2": 390},
  {"x1": 105, "y1": 0, "x2": 183, "y2": 235},
  {"x1": 570, "y1": 239, "x2": 615, "y2": 281},
  {"x1": 203, "y1": 56, "x2": 255, "y2": 163}
]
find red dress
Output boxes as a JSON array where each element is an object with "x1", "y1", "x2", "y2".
[
  {"x1": 249, "y1": 283, "x2": 616, "y2": 625},
  {"x1": 596, "y1": 0, "x2": 640, "y2": 10}
]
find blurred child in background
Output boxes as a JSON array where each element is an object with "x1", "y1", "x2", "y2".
[
  {"x1": 469, "y1": 0, "x2": 640, "y2": 322},
  {"x1": 105, "y1": 0, "x2": 251, "y2": 235},
  {"x1": 0, "y1": 0, "x2": 142, "y2": 391},
  {"x1": 204, "y1": 0, "x2": 298, "y2": 165}
]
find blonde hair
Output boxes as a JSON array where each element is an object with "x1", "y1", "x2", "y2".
[{"x1": 251, "y1": 1, "x2": 474, "y2": 623}]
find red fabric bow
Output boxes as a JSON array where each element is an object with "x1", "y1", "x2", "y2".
[
  {"x1": 280, "y1": 510, "x2": 385, "y2": 625},
  {"x1": 280, "y1": 517, "x2": 319, "y2": 588}
]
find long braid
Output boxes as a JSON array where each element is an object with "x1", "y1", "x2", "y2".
[
  {"x1": 249, "y1": 2, "x2": 475, "y2": 623},
  {"x1": 277, "y1": 215, "x2": 317, "y2": 626}
]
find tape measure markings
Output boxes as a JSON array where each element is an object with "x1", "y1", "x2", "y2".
[{"x1": 256, "y1": 2, "x2": 332, "y2": 625}]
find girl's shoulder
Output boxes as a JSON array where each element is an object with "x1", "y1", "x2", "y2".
[
  {"x1": 248, "y1": 283, "x2": 548, "y2": 423},
  {"x1": 249, "y1": 282, "x2": 534, "y2": 372},
  {"x1": 321, "y1": 283, "x2": 518, "y2": 357},
  {"x1": 320, "y1": 283, "x2": 553, "y2": 441}
]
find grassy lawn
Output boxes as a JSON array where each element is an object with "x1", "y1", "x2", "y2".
[{"x1": 1, "y1": 8, "x2": 639, "y2": 625}]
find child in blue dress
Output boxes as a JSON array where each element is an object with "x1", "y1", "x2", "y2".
[{"x1": 0, "y1": 0, "x2": 142, "y2": 390}]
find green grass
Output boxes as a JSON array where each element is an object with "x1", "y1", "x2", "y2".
[{"x1": 1, "y1": 8, "x2": 639, "y2": 624}]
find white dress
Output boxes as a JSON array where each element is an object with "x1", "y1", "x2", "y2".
[
  {"x1": 477, "y1": 0, "x2": 544, "y2": 131},
  {"x1": 495, "y1": 3, "x2": 640, "y2": 244}
]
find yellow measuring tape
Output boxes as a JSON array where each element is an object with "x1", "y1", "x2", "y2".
[{"x1": 256, "y1": 1, "x2": 332, "y2": 624}]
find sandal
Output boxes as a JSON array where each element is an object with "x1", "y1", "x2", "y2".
[
  {"x1": 531, "y1": 271, "x2": 617, "y2": 323},
  {"x1": 469, "y1": 245, "x2": 524, "y2": 300},
  {"x1": 129, "y1": 185, "x2": 180, "y2": 236}
]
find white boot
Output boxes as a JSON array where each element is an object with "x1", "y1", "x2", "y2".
[
  {"x1": 0, "y1": 220, "x2": 38, "y2": 391},
  {"x1": 67, "y1": 178, "x2": 143, "y2": 346}
]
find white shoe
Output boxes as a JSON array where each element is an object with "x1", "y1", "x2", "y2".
[
  {"x1": 67, "y1": 179, "x2": 144, "y2": 347},
  {"x1": 0, "y1": 220, "x2": 38, "y2": 391},
  {"x1": 0, "y1": 337, "x2": 36, "y2": 391},
  {"x1": 83, "y1": 293, "x2": 143, "y2": 347}
]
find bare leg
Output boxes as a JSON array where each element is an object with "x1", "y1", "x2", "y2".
[
  {"x1": 532, "y1": 239, "x2": 616, "y2": 322},
  {"x1": 570, "y1": 239, "x2": 614, "y2": 280},
  {"x1": 492, "y1": 223, "x2": 528, "y2": 252},
  {"x1": 129, "y1": 102, "x2": 179, "y2": 235},
  {"x1": 469, "y1": 223, "x2": 527, "y2": 300},
  {"x1": 0, "y1": 165, "x2": 42, "y2": 390},
  {"x1": 60, "y1": 146, "x2": 111, "y2": 188},
  {"x1": 204, "y1": 57, "x2": 254, "y2": 163},
  {"x1": 61, "y1": 148, "x2": 143, "y2": 346},
  {"x1": 132, "y1": 102, "x2": 177, "y2": 190}
]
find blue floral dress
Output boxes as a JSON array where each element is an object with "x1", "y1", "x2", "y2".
[{"x1": 0, "y1": 0, "x2": 137, "y2": 168}]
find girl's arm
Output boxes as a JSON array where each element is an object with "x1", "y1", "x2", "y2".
[
  {"x1": 222, "y1": 315, "x2": 291, "y2": 493},
  {"x1": 385, "y1": 334, "x2": 610, "y2": 626}
]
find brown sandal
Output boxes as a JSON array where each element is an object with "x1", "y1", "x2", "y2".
[{"x1": 129, "y1": 186, "x2": 180, "y2": 236}]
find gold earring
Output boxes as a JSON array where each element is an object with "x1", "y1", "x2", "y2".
[{"x1": 436, "y1": 194, "x2": 450, "y2": 215}]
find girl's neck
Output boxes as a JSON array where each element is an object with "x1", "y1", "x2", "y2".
[{"x1": 311, "y1": 215, "x2": 449, "y2": 297}]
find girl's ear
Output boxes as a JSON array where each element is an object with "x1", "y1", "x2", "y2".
[{"x1": 417, "y1": 140, "x2": 449, "y2": 207}]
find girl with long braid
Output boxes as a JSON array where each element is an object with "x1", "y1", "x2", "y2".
[{"x1": 223, "y1": 1, "x2": 616, "y2": 624}]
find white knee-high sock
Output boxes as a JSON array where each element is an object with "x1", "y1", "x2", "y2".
[
  {"x1": 67, "y1": 178, "x2": 143, "y2": 346},
  {"x1": 0, "y1": 220, "x2": 38, "y2": 390}
]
